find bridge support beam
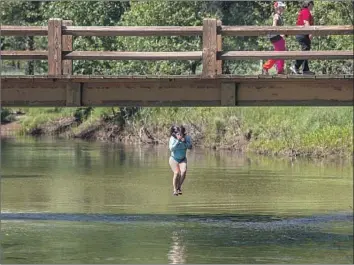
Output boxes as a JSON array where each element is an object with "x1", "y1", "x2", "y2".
[
  {"x1": 221, "y1": 82, "x2": 236, "y2": 106},
  {"x1": 66, "y1": 83, "x2": 81, "y2": 107},
  {"x1": 1, "y1": 76, "x2": 353, "y2": 107}
]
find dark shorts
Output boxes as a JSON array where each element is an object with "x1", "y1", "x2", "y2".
[{"x1": 171, "y1": 156, "x2": 187, "y2": 163}]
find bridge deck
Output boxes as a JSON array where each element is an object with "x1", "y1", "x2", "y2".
[
  {"x1": 1, "y1": 75, "x2": 353, "y2": 107},
  {"x1": 1, "y1": 74, "x2": 353, "y2": 80}
]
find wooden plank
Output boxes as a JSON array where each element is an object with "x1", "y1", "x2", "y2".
[
  {"x1": 1, "y1": 77, "x2": 352, "y2": 106},
  {"x1": 48, "y1": 18, "x2": 62, "y2": 75},
  {"x1": 217, "y1": 20, "x2": 222, "y2": 75},
  {"x1": 237, "y1": 80, "x2": 353, "y2": 106},
  {"x1": 82, "y1": 80, "x2": 221, "y2": 106},
  {"x1": 63, "y1": 51, "x2": 202, "y2": 60},
  {"x1": 202, "y1": 18, "x2": 218, "y2": 78},
  {"x1": 315, "y1": 75, "x2": 348, "y2": 79},
  {"x1": 1, "y1": 51, "x2": 48, "y2": 60},
  {"x1": 63, "y1": 26, "x2": 203, "y2": 36},
  {"x1": 62, "y1": 20, "x2": 73, "y2": 75},
  {"x1": 1, "y1": 79, "x2": 67, "y2": 106},
  {"x1": 220, "y1": 82, "x2": 236, "y2": 106},
  {"x1": 1, "y1": 75, "x2": 353, "y2": 82},
  {"x1": 4, "y1": 50, "x2": 350, "y2": 62},
  {"x1": 220, "y1": 51, "x2": 353, "y2": 60},
  {"x1": 2, "y1": 25, "x2": 352, "y2": 37},
  {"x1": 66, "y1": 83, "x2": 81, "y2": 106},
  {"x1": 0, "y1": 26, "x2": 48, "y2": 36},
  {"x1": 221, "y1": 25, "x2": 354, "y2": 36}
]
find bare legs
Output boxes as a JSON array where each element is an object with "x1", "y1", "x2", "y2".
[
  {"x1": 169, "y1": 157, "x2": 188, "y2": 196},
  {"x1": 172, "y1": 171, "x2": 180, "y2": 195},
  {"x1": 177, "y1": 161, "x2": 187, "y2": 194}
]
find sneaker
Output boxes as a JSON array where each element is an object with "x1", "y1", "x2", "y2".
[
  {"x1": 290, "y1": 66, "x2": 301, "y2": 74},
  {"x1": 177, "y1": 189, "x2": 182, "y2": 195},
  {"x1": 303, "y1": 70, "x2": 315, "y2": 75},
  {"x1": 173, "y1": 190, "x2": 179, "y2": 196},
  {"x1": 262, "y1": 68, "x2": 269, "y2": 75}
]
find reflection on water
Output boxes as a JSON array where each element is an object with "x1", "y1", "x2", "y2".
[
  {"x1": 1, "y1": 137, "x2": 353, "y2": 264},
  {"x1": 168, "y1": 230, "x2": 187, "y2": 264}
]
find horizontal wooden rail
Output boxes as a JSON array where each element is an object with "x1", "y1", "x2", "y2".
[
  {"x1": 63, "y1": 51, "x2": 203, "y2": 60},
  {"x1": 2, "y1": 75, "x2": 352, "y2": 80},
  {"x1": 221, "y1": 25, "x2": 354, "y2": 36},
  {"x1": 1, "y1": 50, "x2": 48, "y2": 60},
  {"x1": 0, "y1": 26, "x2": 48, "y2": 36},
  {"x1": 3, "y1": 50, "x2": 352, "y2": 61},
  {"x1": 220, "y1": 51, "x2": 354, "y2": 60},
  {"x1": 2, "y1": 25, "x2": 353, "y2": 37},
  {"x1": 0, "y1": 25, "x2": 203, "y2": 37},
  {"x1": 63, "y1": 26, "x2": 203, "y2": 36},
  {"x1": 1, "y1": 51, "x2": 203, "y2": 60}
]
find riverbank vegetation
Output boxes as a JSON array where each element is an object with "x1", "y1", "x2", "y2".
[
  {"x1": 1, "y1": 106, "x2": 352, "y2": 159},
  {"x1": 1, "y1": 1, "x2": 353, "y2": 158}
]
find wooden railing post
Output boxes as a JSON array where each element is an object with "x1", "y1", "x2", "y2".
[
  {"x1": 48, "y1": 18, "x2": 62, "y2": 75},
  {"x1": 62, "y1": 20, "x2": 73, "y2": 75},
  {"x1": 61, "y1": 20, "x2": 80, "y2": 106},
  {"x1": 216, "y1": 20, "x2": 222, "y2": 75},
  {"x1": 202, "y1": 18, "x2": 217, "y2": 78}
]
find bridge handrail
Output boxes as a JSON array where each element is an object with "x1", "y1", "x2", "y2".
[
  {"x1": 2, "y1": 50, "x2": 352, "y2": 61},
  {"x1": 221, "y1": 25, "x2": 354, "y2": 36},
  {"x1": 1, "y1": 18, "x2": 353, "y2": 77},
  {"x1": 0, "y1": 25, "x2": 204, "y2": 36},
  {"x1": 1, "y1": 25, "x2": 353, "y2": 36}
]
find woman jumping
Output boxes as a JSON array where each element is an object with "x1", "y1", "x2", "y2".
[
  {"x1": 262, "y1": 1, "x2": 287, "y2": 75},
  {"x1": 169, "y1": 125, "x2": 192, "y2": 196}
]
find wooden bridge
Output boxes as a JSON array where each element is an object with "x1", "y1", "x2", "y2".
[{"x1": 1, "y1": 18, "x2": 353, "y2": 106}]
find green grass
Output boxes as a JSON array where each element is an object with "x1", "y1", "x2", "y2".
[
  {"x1": 18, "y1": 108, "x2": 76, "y2": 134},
  {"x1": 131, "y1": 107, "x2": 353, "y2": 157},
  {"x1": 4, "y1": 106, "x2": 353, "y2": 158}
]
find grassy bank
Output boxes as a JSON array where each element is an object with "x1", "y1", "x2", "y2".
[
  {"x1": 2, "y1": 107, "x2": 353, "y2": 158},
  {"x1": 133, "y1": 107, "x2": 353, "y2": 157}
]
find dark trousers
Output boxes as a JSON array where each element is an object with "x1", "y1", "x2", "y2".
[{"x1": 295, "y1": 35, "x2": 311, "y2": 71}]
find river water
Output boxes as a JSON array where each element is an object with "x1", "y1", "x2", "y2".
[{"x1": 1, "y1": 137, "x2": 353, "y2": 263}]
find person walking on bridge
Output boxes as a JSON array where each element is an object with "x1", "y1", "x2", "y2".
[
  {"x1": 290, "y1": 0, "x2": 316, "y2": 75},
  {"x1": 262, "y1": 1, "x2": 287, "y2": 75},
  {"x1": 169, "y1": 125, "x2": 192, "y2": 196}
]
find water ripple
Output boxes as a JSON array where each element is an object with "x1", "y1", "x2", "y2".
[{"x1": 1, "y1": 212, "x2": 352, "y2": 230}]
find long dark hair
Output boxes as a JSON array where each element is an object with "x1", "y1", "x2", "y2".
[
  {"x1": 170, "y1": 125, "x2": 178, "y2": 137},
  {"x1": 170, "y1": 125, "x2": 186, "y2": 138},
  {"x1": 180, "y1": 125, "x2": 186, "y2": 136}
]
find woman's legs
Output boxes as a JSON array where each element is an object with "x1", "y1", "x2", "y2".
[
  {"x1": 263, "y1": 42, "x2": 277, "y2": 72},
  {"x1": 169, "y1": 157, "x2": 180, "y2": 195},
  {"x1": 294, "y1": 35, "x2": 311, "y2": 72},
  {"x1": 178, "y1": 160, "x2": 187, "y2": 193},
  {"x1": 274, "y1": 38, "x2": 286, "y2": 73},
  {"x1": 263, "y1": 59, "x2": 276, "y2": 72},
  {"x1": 263, "y1": 37, "x2": 286, "y2": 74}
]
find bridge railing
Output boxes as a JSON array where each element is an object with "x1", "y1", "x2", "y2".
[{"x1": 1, "y1": 18, "x2": 353, "y2": 77}]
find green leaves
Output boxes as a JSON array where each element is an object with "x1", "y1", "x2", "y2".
[{"x1": 108, "y1": 1, "x2": 214, "y2": 75}]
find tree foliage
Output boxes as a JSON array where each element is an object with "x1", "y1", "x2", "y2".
[{"x1": 1, "y1": 0, "x2": 352, "y2": 75}]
